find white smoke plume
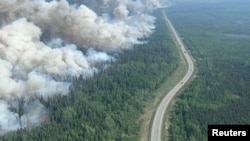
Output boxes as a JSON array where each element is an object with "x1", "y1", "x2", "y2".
[
  {"x1": 0, "y1": 0, "x2": 156, "y2": 50},
  {"x1": 0, "y1": 0, "x2": 165, "y2": 134}
]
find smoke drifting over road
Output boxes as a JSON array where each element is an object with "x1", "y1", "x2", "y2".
[{"x1": 0, "y1": 0, "x2": 164, "y2": 134}]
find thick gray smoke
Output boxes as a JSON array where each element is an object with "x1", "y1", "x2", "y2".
[{"x1": 0, "y1": 0, "x2": 165, "y2": 134}]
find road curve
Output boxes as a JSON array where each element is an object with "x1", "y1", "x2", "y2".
[{"x1": 150, "y1": 11, "x2": 194, "y2": 141}]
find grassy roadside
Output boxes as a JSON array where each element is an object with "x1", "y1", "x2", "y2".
[{"x1": 139, "y1": 10, "x2": 189, "y2": 141}]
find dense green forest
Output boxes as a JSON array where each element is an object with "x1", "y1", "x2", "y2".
[
  {"x1": 2, "y1": 10, "x2": 179, "y2": 141},
  {"x1": 166, "y1": 0, "x2": 250, "y2": 140}
]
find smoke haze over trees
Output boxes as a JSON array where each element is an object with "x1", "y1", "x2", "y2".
[{"x1": 0, "y1": 0, "x2": 167, "y2": 134}]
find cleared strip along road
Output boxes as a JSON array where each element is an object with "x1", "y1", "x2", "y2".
[{"x1": 150, "y1": 11, "x2": 195, "y2": 141}]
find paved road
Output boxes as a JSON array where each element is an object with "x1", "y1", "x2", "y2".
[{"x1": 150, "y1": 11, "x2": 194, "y2": 141}]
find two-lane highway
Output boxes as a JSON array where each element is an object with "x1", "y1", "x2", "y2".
[{"x1": 150, "y1": 11, "x2": 195, "y2": 141}]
